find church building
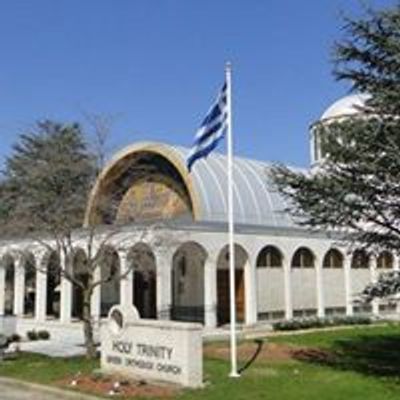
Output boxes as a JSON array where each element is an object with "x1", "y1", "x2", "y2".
[{"x1": 0, "y1": 94, "x2": 396, "y2": 340}]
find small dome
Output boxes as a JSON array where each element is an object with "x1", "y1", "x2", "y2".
[
  {"x1": 320, "y1": 93, "x2": 370, "y2": 121},
  {"x1": 311, "y1": 93, "x2": 371, "y2": 165}
]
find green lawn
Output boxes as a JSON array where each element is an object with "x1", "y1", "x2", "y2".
[
  {"x1": 268, "y1": 322, "x2": 400, "y2": 348},
  {"x1": 0, "y1": 352, "x2": 97, "y2": 384},
  {"x1": 1, "y1": 324, "x2": 400, "y2": 399}
]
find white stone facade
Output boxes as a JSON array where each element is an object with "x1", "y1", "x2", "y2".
[{"x1": 0, "y1": 223, "x2": 396, "y2": 340}]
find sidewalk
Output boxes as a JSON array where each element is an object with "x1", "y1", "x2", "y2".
[
  {"x1": 0, "y1": 377, "x2": 101, "y2": 400},
  {"x1": 16, "y1": 337, "x2": 86, "y2": 357}
]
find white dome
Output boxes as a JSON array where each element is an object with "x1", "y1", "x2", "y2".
[{"x1": 320, "y1": 93, "x2": 370, "y2": 121}]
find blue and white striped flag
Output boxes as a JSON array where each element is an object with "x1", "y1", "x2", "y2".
[{"x1": 187, "y1": 82, "x2": 228, "y2": 171}]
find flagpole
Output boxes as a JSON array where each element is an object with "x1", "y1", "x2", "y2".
[{"x1": 226, "y1": 62, "x2": 239, "y2": 378}]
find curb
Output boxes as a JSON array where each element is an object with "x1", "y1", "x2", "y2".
[{"x1": 0, "y1": 376, "x2": 102, "y2": 400}]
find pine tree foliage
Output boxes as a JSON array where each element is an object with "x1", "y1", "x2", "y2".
[
  {"x1": 334, "y1": 6, "x2": 400, "y2": 115},
  {"x1": 361, "y1": 270, "x2": 400, "y2": 302},
  {"x1": 273, "y1": 115, "x2": 400, "y2": 252},
  {"x1": 272, "y1": 5, "x2": 400, "y2": 301},
  {"x1": 0, "y1": 121, "x2": 95, "y2": 237}
]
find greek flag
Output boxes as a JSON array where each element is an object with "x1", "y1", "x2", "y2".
[{"x1": 187, "y1": 82, "x2": 228, "y2": 171}]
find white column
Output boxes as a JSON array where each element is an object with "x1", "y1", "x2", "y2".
[
  {"x1": 0, "y1": 266, "x2": 5, "y2": 316},
  {"x1": 14, "y1": 256, "x2": 25, "y2": 317},
  {"x1": 60, "y1": 253, "x2": 72, "y2": 324},
  {"x1": 393, "y1": 254, "x2": 399, "y2": 274},
  {"x1": 60, "y1": 278, "x2": 72, "y2": 323},
  {"x1": 371, "y1": 255, "x2": 379, "y2": 316},
  {"x1": 316, "y1": 255, "x2": 325, "y2": 318},
  {"x1": 344, "y1": 255, "x2": 353, "y2": 316},
  {"x1": 35, "y1": 264, "x2": 47, "y2": 322},
  {"x1": 244, "y1": 256, "x2": 257, "y2": 325},
  {"x1": 156, "y1": 249, "x2": 172, "y2": 320},
  {"x1": 204, "y1": 255, "x2": 217, "y2": 328},
  {"x1": 393, "y1": 255, "x2": 400, "y2": 314},
  {"x1": 91, "y1": 266, "x2": 101, "y2": 321},
  {"x1": 120, "y1": 252, "x2": 133, "y2": 308},
  {"x1": 283, "y1": 256, "x2": 293, "y2": 320}
]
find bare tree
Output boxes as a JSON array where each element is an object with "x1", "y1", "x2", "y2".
[
  {"x1": 80, "y1": 111, "x2": 120, "y2": 172},
  {"x1": 0, "y1": 119, "x2": 173, "y2": 358},
  {"x1": 31, "y1": 222, "x2": 170, "y2": 358}
]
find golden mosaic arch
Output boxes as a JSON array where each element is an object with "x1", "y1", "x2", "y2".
[{"x1": 84, "y1": 142, "x2": 201, "y2": 226}]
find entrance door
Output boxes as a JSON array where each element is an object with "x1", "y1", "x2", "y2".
[
  {"x1": 134, "y1": 271, "x2": 157, "y2": 319},
  {"x1": 217, "y1": 269, "x2": 245, "y2": 325}
]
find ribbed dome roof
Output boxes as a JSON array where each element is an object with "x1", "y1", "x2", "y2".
[
  {"x1": 320, "y1": 94, "x2": 370, "y2": 121},
  {"x1": 87, "y1": 141, "x2": 301, "y2": 230},
  {"x1": 171, "y1": 144, "x2": 297, "y2": 228}
]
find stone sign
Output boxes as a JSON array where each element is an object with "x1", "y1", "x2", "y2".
[{"x1": 101, "y1": 305, "x2": 203, "y2": 388}]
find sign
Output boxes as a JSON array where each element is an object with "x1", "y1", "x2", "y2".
[{"x1": 101, "y1": 305, "x2": 203, "y2": 388}]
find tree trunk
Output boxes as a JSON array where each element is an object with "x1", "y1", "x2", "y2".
[{"x1": 82, "y1": 289, "x2": 97, "y2": 359}]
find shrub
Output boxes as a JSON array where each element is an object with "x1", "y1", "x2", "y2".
[
  {"x1": 8, "y1": 333, "x2": 21, "y2": 343},
  {"x1": 37, "y1": 330, "x2": 50, "y2": 340},
  {"x1": 26, "y1": 330, "x2": 38, "y2": 341},
  {"x1": 272, "y1": 315, "x2": 372, "y2": 331}
]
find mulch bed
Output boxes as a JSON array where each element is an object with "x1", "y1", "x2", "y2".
[
  {"x1": 204, "y1": 341, "x2": 334, "y2": 364},
  {"x1": 57, "y1": 342, "x2": 335, "y2": 397},
  {"x1": 59, "y1": 373, "x2": 180, "y2": 398}
]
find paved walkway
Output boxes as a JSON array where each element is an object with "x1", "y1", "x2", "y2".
[
  {"x1": 0, "y1": 377, "x2": 100, "y2": 400},
  {"x1": 16, "y1": 338, "x2": 86, "y2": 357},
  {"x1": 1, "y1": 385, "x2": 62, "y2": 400}
]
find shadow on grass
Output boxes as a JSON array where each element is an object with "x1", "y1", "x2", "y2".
[
  {"x1": 293, "y1": 332, "x2": 400, "y2": 378},
  {"x1": 238, "y1": 339, "x2": 264, "y2": 374}
]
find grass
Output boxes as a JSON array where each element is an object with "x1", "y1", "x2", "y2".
[
  {"x1": 268, "y1": 322, "x2": 400, "y2": 348},
  {"x1": 0, "y1": 353, "x2": 97, "y2": 385},
  {"x1": 185, "y1": 359, "x2": 400, "y2": 400},
  {"x1": 2, "y1": 324, "x2": 400, "y2": 399}
]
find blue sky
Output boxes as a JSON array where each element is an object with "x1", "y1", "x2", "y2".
[{"x1": 0, "y1": 0, "x2": 396, "y2": 168}]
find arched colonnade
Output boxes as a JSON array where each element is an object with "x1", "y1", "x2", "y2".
[{"x1": 0, "y1": 239, "x2": 397, "y2": 328}]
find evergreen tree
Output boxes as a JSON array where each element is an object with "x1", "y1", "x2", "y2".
[
  {"x1": 0, "y1": 120, "x2": 95, "y2": 236},
  {"x1": 0, "y1": 121, "x2": 102, "y2": 357},
  {"x1": 272, "y1": 5, "x2": 400, "y2": 300}
]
